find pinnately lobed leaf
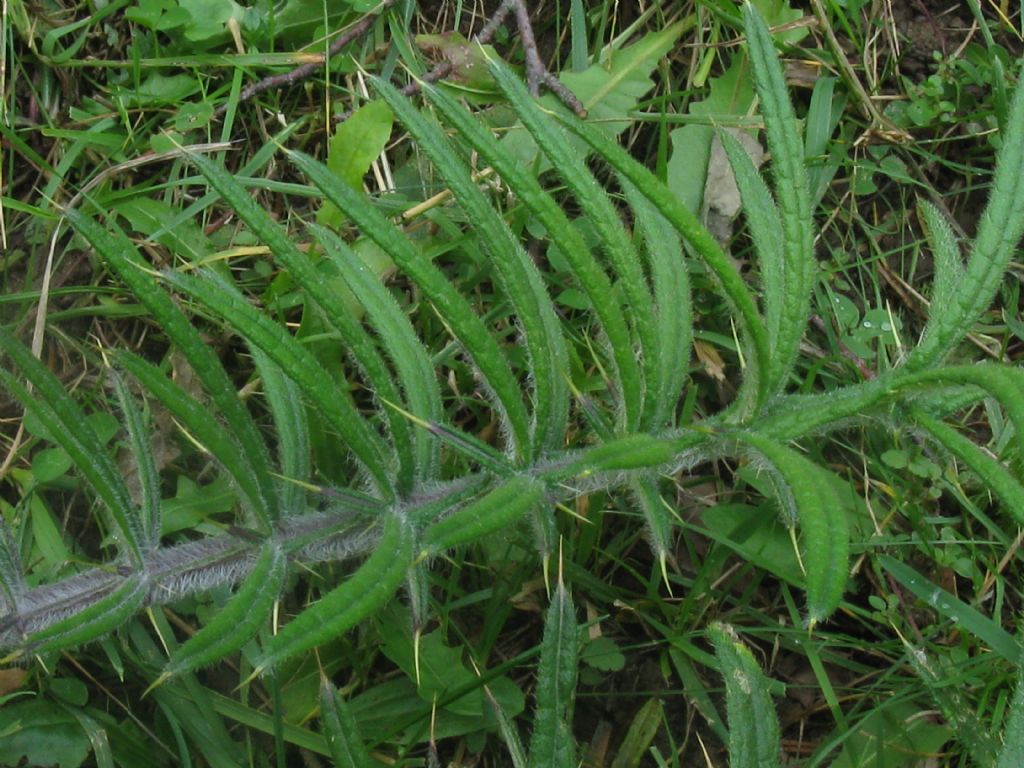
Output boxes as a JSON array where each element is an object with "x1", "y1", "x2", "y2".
[{"x1": 255, "y1": 514, "x2": 412, "y2": 673}]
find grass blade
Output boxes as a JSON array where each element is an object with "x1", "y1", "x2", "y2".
[
  {"x1": 880, "y1": 554, "x2": 1021, "y2": 662},
  {"x1": 0, "y1": 330, "x2": 143, "y2": 564},
  {"x1": 708, "y1": 622, "x2": 781, "y2": 768}
]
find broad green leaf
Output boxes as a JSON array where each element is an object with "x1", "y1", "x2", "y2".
[
  {"x1": 0, "y1": 700, "x2": 93, "y2": 768},
  {"x1": 501, "y1": 22, "x2": 688, "y2": 170},
  {"x1": 317, "y1": 100, "x2": 394, "y2": 229},
  {"x1": 668, "y1": 56, "x2": 755, "y2": 214},
  {"x1": 114, "y1": 196, "x2": 212, "y2": 262},
  {"x1": 830, "y1": 699, "x2": 952, "y2": 768}
]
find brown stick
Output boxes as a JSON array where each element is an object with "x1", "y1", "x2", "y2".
[
  {"x1": 390, "y1": 0, "x2": 586, "y2": 117},
  {"x1": 213, "y1": 0, "x2": 396, "y2": 119},
  {"x1": 219, "y1": 0, "x2": 585, "y2": 122}
]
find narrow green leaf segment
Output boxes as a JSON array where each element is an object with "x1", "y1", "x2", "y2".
[
  {"x1": 288, "y1": 148, "x2": 533, "y2": 460},
  {"x1": 732, "y1": 431, "x2": 848, "y2": 624},
  {"x1": 527, "y1": 576, "x2": 578, "y2": 768},
  {"x1": 256, "y1": 513, "x2": 412, "y2": 672},
  {"x1": 422, "y1": 475, "x2": 545, "y2": 555},
  {"x1": 66, "y1": 209, "x2": 281, "y2": 530},
  {"x1": 743, "y1": 1, "x2": 815, "y2": 397},
  {"x1": 162, "y1": 541, "x2": 287, "y2": 681},
  {"x1": 709, "y1": 622, "x2": 782, "y2": 768},
  {"x1": 371, "y1": 77, "x2": 568, "y2": 458},
  {"x1": 320, "y1": 678, "x2": 372, "y2": 768}
]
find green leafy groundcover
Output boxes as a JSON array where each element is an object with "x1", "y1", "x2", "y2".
[{"x1": 2, "y1": 4, "x2": 1024, "y2": 766}]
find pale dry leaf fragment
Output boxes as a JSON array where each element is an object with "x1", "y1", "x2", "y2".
[{"x1": 703, "y1": 128, "x2": 766, "y2": 245}]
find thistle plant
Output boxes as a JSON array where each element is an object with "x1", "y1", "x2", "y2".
[{"x1": 2, "y1": 4, "x2": 1024, "y2": 764}]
